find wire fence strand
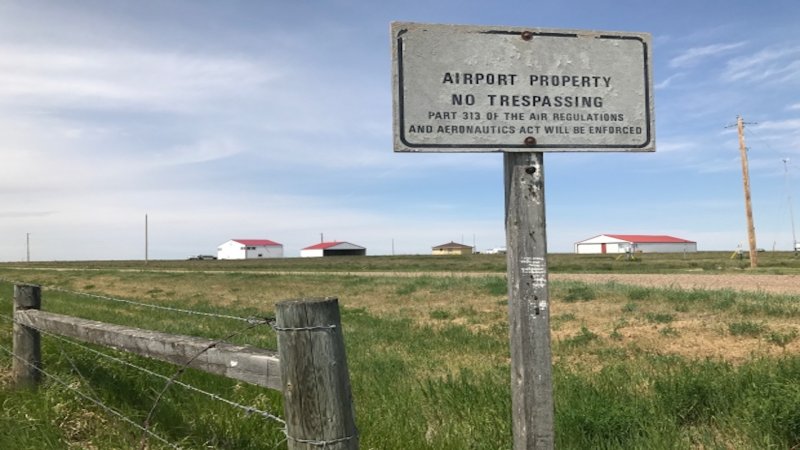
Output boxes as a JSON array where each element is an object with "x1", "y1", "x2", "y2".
[
  {"x1": 1, "y1": 278, "x2": 292, "y2": 448},
  {"x1": 0, "y1": 313, "x2": 286, "y2": 426},
  {"x1": 0, "y1": 340, "x2": 182, "y2": 449},
  {"x1": 0, "y1": 277, "x2": 273, "y2": 325}
]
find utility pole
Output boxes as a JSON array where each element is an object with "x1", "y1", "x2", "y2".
[
  {"x1": 737, "y1": 116, "x2": 758, "y2": 268},
  {"x1": 783, "y1": 158, "x2": 798, "y2": 253},
  {"x1": 26, "y1": 233, "x2": 30, "y2": 263},
  {"x1": 145, "y1": 214, "x2": 149, "y2": 265}
]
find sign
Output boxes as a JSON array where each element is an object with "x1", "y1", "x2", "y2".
[{"x1": 392, "y1": 22, "x2": 654, "y2": 152}]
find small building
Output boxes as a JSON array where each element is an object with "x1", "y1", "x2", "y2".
[
  {"x1": 432, "y1": 241, "x2": 474, "y2": 256},
  {"x1": 300, "y1": 241, "x2": 366, "y2": 257},
  {"x1": 575, "y1": 234, "x2": 697, "y2": 254},
  {"x1": 217, "y1": 239, "x2": 283, "y2": 260}
]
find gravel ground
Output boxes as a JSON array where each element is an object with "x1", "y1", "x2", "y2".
[{"x1": 552, "y1": 273, "x2": 800, "y2": 296}]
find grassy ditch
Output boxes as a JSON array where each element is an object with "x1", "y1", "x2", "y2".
[{"x1": 1, "y1": 269, "x2": 800, "y2": 448}]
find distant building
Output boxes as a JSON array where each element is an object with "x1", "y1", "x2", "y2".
[
  {"x1": 300, "y1": 241, "x2": 366, "y2": 257},
  {"x1": 217, "y1": 239, "x2": 283, "y2": 260},
  {"x1": 575, "y1": 234, "x2": 697, "y2": 254},
  {"x1": 432, "y1": 241, "x2": 474, "y2": 256}
]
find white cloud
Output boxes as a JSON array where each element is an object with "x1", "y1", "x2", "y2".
[
  {"x1": 669, "y1": 42, "x2": 746, "y2": 68},
  {"x1": 655, "y1": 140, "x2": 696, "y2": 153},
  {"x1": 654, "y1": 73, "x2": 685, "y2": 90},
  {"x1": 0, "y1": 44, "x2": 281, "y2": 113},
  {"x1": 752, "y1": 119, "x2": 800, "y2": 131},
  {"x1": 722, "y1": 46, "x2": 800, "y2": 83},
  {"x1": 149, "y1": 139, "x2": 243, "y2": 167}
]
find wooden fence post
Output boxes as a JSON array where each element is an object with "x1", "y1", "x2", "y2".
[
  {"x1": 13, "y1": 284, "x2": 42, "y2": 388},
  {"x1": 275, "y1": 297, "x2": 358, "y2": 450}
]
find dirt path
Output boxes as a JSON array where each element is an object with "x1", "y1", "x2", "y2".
[{"x1": 551, "y1": 273, "x2": 800, "y2": 296}]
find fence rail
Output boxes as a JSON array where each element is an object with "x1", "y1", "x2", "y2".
[
  {"x1": 8, "y1": 283, "x2": 358, "y2": 449},
  {"x1": 15, "y1": 309, "x2": 283, "y2": 389}
]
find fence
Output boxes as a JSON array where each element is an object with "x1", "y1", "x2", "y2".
[{"x1": 5, "y1": 283, "x2": 358, "y2": 449}]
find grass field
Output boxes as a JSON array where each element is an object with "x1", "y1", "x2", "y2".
[
  {"x1": 4, "y1": 250, "x2": 800, "y2": 273},
  {"x1": 1, "y1": 252, "x2": 800, "y2": 449}
]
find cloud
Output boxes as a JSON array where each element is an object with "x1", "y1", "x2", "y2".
[
  {"x1": 0, "y1": 211, "x2": 56, "y2": 218},
  {"x1": 654, "y1": 73, "x2": 685, "y2": 90},
  {"x1": 669, "y1": 42, "x2": 746, "y2": 68},
  {"x1": 149, "y1": 139, "x2": 243, "y2": 167},
  {"x1": 752, "y1": 119, "x2": 800, "y2": 131},
  {"x1": 655, "y1": 140, "x2": 696, "y2": 153},
  {"x1": 0, "y1": 43, "x2": 281, "y2": 113},
  {"x1": 722, "y1": 46, "x2": 800, "y2": 83}
]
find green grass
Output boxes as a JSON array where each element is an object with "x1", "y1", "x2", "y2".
[
  {"x1": 3, "y1": 262, "x2": 800, "y2": 449},
  {"x1": 728, "y1": 320, "x2": 768, "y2": 337},
  {"x1": 2, "y1": 250, "x2": 800, "y2": 274},
  {"x1": 563, "y1": 282, "x2": 596, "y2": 302},
  {"x1": 645, "y1": 312, "x2": 675, "y2": 324}
]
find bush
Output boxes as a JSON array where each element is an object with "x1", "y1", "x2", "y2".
[
  {"x1": 564, "y1": 283, "x2": 596, "y2": 302},
  {"x1": 728, "y1": 320, "x2": 767, "y2": 337}
]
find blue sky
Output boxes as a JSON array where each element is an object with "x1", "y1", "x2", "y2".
[{"x1": 1, "y1": 0, "x2": 799, "y2": 260}]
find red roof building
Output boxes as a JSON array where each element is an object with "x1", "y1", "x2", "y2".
[
  {"x1": 217, "y1": 239, "x2": 283, "y2": 259},
  {"x1": 231, "y1": 239, "x2": 282, "y2": 247},
  {"x1": 300, "y1": 241, "x2": 366, "y2": 257},
  {"x1": 575, "y1": 234, "x2": 697, "y2": 254}
]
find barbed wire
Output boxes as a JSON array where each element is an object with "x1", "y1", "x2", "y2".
[
  {"x1": 0, "y1": 313, "x2": 286, "y2": 426},
  {"x1": 0, "y1": 277, "x2": 273, "y2": 326},
  {"x1": 0, "y1": 340, "x2": 182, "y2": 449},
  {"x1": 139, "y1": 318, "x2": 285, "y2": 449},
  {"x1": 0, "y1": 279, "x2": 325, "y2": 448}
]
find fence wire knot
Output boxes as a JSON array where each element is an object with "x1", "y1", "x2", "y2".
[
  {"x1": 246, "y1": 316, "x2": 275, "y2": 326},
  {"x1": 284, "y1": 430, "x2": 357, "y2": 448},
  {"x1": 271, "y1": 324, "x2": 337, "y2": 332}
]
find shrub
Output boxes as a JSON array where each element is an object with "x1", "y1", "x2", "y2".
[
  {"x1": 561, "y1": 326, "x2": 599, "y2": 348},
  {"x1": 564, "y1": 283, "x2": 596, "y2": 302},
  {"x1": 767, "y1": 329, "x2": 799, "y2": 349},
  {"x1": 645, "y1": 313, "x2": 675, "y2": 324},
  {"x1": 728, "y1": 321, "x2": 767, "y2": 337}
]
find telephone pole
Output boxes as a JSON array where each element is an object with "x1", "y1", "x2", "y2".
[
  {"x1": 737, "y1": 116, "x2": 758, "y2": 268},
  {"x1": 145, "y1": 214, "x2": 149, "y2": 265},
  {"x1": 783, "y1": 159, "x2": 797, "y2": 253}
]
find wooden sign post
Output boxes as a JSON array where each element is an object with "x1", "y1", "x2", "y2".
[
  {"x1": 504, "y1": 152, "x2": 554, "y2": 447},
  {"x1": 392, "y1": 22, "x2": 654, "y2": 449}
]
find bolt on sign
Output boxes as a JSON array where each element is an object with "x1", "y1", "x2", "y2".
[{"x1": 392, "y1": 22, "x2": 654, "y2": 152}]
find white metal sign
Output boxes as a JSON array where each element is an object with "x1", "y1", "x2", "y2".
[{"x1": 392, "y1": 22, "x2": 655, "y2": 152}]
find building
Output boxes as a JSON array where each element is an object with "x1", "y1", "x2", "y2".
[
  {"x1": 432, "y1": 241, "x2": 474, "y2": 256},
  {"x1": 574, "y1": 234, "x2": 697, "y2": 254},
  {"x1": 300, "y1": 241, "x2": 366, "y2": 257},
  {"x1": 217, "y1": 239, "x2": 283, "y2": 260}
]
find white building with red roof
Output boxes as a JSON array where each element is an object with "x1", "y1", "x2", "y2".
[
  {"x1": 300, "y1": 241, "x2": 366, "y2": 257},
  {"x1": 217, "y1": 239, "x2": 283, "y2": 260},
  {"x1": 574, "y1": 234, "x2": 697, "y2": 254}
]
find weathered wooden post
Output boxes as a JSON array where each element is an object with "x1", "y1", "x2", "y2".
[
  {"x1": 275, "y1": 297, "x2": 358, "y2": 450},
  {"x1": 505, "y1": 152, "x2": 554, "y2": 447},
  {"x1": 12, "y1": 284, "x2": 42, "y2": 388}
]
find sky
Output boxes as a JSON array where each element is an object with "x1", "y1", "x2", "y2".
[{"x1": 1, "y1": 0, "x2": 800, "y2": 260}]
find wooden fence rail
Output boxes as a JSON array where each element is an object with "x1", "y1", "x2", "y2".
[{"x1": 10, "y1": 283, "x2": 358, "y2": 450}]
